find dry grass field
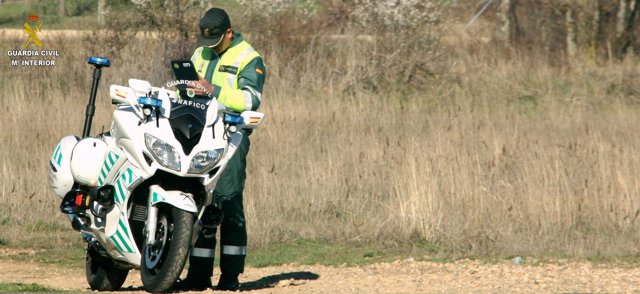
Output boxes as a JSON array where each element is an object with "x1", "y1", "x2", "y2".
[{"x1": 1, "y1": 6, "x2": 640, "y2": 261}]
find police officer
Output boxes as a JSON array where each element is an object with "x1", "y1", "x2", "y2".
[{"x1": 178, "y1": 7, "x2": 266, "y2": 291}]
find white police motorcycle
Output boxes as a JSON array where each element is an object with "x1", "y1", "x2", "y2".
[{"x1": 48, "y1": 57, "x2": 263, "y2": 292}]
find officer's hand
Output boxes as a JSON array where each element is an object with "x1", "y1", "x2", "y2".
[{"x1": 188, "y1": 78, "x2": 215, "y2": 97}]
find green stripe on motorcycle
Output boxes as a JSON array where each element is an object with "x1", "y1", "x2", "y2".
[
  {"x1": 116, "y1": 230, "x2": 133, "y2": 253},
  {"x1": 120, "y1": 170, "x2": 129, "y2": 183},
  {"x1": 51, "y1": 145, "x2": 60, "y2": 163},
  {"x1": 56, "y1": 152, "x2": 63, "y2": 166},
  {"x1": 115, "y1": 180, "x2": 125, "y2": 204},
  {"x1": 102, "y1": 152, "x2": 119, "y2": 175},
  {"x1": 109, "y1": 235, "x2": 126, "y2": 252},
  {"x1": 122, "y1": 168, "x2": 136, "y2": 187},
  {"x1": 119, "y1": 218, "x2": 130, "y2": 238},
  {"x1": 98, "y1": 166, "x2": 108, "y2": 184},
  {"x1": 55, "y1": 145, "x2": 61, "y2": 159},
  {"x1": 107, "y1": 152, "x2": 117, "y2": 165}
]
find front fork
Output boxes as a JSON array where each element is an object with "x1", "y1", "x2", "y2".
[
  {"x1": 144, "y1": 185, "x2": 199, "y2": 245},
  {"x1": 144, "y1": 185, "x2": 222, "y2": 248},
  {"x1": 146, "y1": 201, "x2": 159, "y2": 245}
]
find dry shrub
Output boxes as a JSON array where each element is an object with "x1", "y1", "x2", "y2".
[{"x1": 239, "y1": 0, "x2": 445, "y2": 95}]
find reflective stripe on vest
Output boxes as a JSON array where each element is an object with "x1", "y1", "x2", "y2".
[
  {"x1": 214, "y1": 44, "x2": 257, "y2": 111},
  {"x1": 192, "y1": 47, "x2": 211, "y2": 79},
  {"x1": 212, "y1": 41, "x2": 259, "y2": 88}
]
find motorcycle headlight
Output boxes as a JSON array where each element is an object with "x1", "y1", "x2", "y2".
[
  {"x1": 145, "y1": 133, "x2": 181, "y2": 171},
  {"x1": 188, "y1": 148, "x2": 224, "y2": 174}
]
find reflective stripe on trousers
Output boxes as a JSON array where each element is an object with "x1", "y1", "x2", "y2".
[
  {"x1": 222, "y1": 245, "x2": 246, "y2": 256},
  {"x1": 190, "y1": 246, "x2": 245, "y2": 258},
  {"x1": 191, "y1": 247, "x2": 215, "y2": 258}
]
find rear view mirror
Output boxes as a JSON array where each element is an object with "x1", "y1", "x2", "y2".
[
  {"x1": 109, "y1": 85, "x2": 142, "y2": 118},
  {"x1": 128, "y1": 79, "x2": 152, "y2": 96},
  {"x1": 109, "y1": 85, "x2": 134, "y2": 105}
]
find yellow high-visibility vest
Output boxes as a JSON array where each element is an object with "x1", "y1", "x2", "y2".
[{"x1": 191, "y1": 40, "x2": 261, "y2": 112}]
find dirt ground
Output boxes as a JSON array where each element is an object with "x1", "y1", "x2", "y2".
[{"x1": 1, "y1": 251, "x2": 640, "y2": 294}]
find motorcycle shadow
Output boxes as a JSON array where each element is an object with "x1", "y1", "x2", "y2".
[
  {"x1": 240, "y1": 271, "x2": 320, "y2": 291},
  {"x1": 108, "y1": 271, "x2": 320, "y2": 292}
]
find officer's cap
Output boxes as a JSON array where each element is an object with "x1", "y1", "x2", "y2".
[{"x1": 199, "y1": 8, "x2": 231, "y2": 47}]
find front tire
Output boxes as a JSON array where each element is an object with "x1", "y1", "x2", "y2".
[
  {"x1": 141, "y1": 206, "x2": 194, "y2": 293},
  {"x1": 86, "y1": 245, "x2": 129, "y2": 291}
]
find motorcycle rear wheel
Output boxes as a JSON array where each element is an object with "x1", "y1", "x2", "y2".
[
  {"x1": 85, "y1": 245, "x2": 129, "y2": 291},
  {"x1": 141, "y1": 205, "x2": 194, "y2": 293}
]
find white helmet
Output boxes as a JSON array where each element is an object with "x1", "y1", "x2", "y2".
[
  {"x1": 70, "y1": 138, "x2": 108, "y2": 187},
  {"x1": 49, "y1": 136, "x2": 79, "y2": 199}
]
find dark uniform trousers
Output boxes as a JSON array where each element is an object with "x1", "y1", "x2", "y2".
[{"x1": 189, "y1": 131, "x2": 250, "y2": 278}]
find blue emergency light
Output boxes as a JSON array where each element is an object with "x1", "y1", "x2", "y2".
[
  {"x1": 87, "y1": 56, "x2": 111, "y2": 67},
  {"x1": 224, "y1": 113, "x2": 244, "y2": 124},
  {"x1": 138, "y1": 97, "x2": 163, "y2": 108}
]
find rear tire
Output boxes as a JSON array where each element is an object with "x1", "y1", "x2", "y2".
[
  {"x1": 85, "y1": 245, "x2": 129, "y2": 291},
  {"x1": 141, "y1": 206, "x2": 194, "y2": 293}
]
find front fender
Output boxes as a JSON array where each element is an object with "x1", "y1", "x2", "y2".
[{"x1": 149, "y1": 185, "x2": 197, "y2": 213}]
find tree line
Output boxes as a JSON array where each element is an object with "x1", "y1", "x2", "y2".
[{"x1": 493, "y1": 0, "x2": 639, "y2": 63}]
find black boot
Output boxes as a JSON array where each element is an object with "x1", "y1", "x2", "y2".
[
  {"x1": 173, "y1": 274, "x2": 212, "y2": 291},
  {"x1": 215, "y1": 272, "x2": 240, "y2": 291}
]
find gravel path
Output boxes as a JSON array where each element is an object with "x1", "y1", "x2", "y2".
[{"x1": 1, "y1": 255, "x2": 639, "y2": 293}]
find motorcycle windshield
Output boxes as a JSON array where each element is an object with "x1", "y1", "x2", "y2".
[{"x1": 169, "y1": 97, "x2": 211, "y2": 155}]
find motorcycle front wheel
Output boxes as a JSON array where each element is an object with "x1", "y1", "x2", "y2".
[{"x1": 141, "y1": 205, "x2": 194, "y2": 293}]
